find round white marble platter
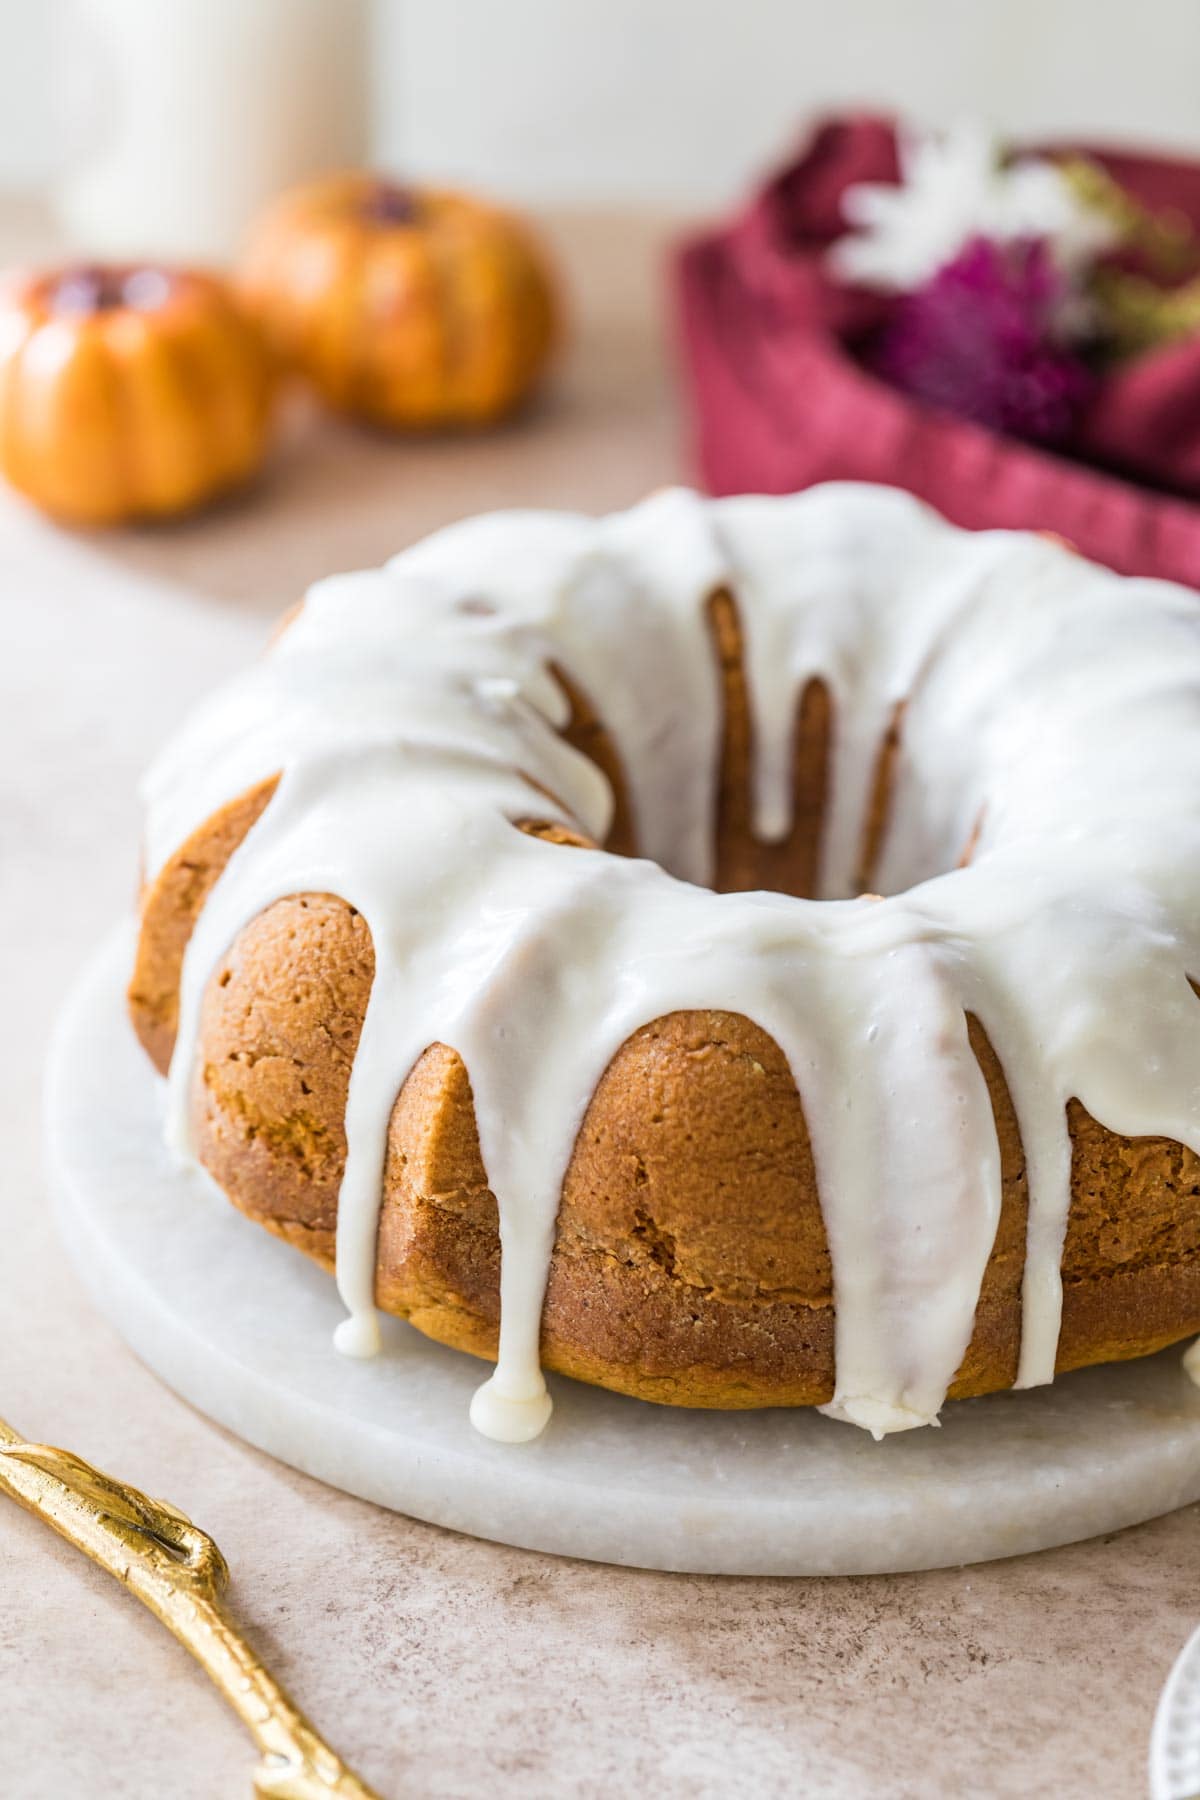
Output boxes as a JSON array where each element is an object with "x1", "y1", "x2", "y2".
[
  {"x1": 1152, "y1": 1621, "x2": 1200, "y2": 1800},
  {"x1": 44, "y1": 928, "x2": 1200, "y2": 1577}
]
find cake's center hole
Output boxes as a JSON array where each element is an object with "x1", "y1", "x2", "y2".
[
  {"x1": 710, "y1": 679, "x2": 981, "y2": 904},
  {"x1": 51, "y1": 265, "x2": 174, "y2": 316}
]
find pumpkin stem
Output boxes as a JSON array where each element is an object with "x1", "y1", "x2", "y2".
[
  {"x1": 360, "y1": 182, "x2": 421, "y2": 226},
  {"x1": 51, "y1": 266, "x2": 173, "y2": 316}
]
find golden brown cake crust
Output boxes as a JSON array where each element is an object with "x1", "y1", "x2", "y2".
[{"x1": 127, "y1": 599, "x2": 1200, "y2": 1411}]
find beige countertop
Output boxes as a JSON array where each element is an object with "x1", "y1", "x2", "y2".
[{"x1": 0, "y1": 203, "x2": 1193, "y2": 1799}]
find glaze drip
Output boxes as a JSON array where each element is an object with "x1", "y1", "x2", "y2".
[{"x1": 143, "y1": 485, "x2": 1200, "y2": 1441}]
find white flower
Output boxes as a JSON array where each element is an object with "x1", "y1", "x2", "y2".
[{"x1": 829, "y1": 120, "x2": 1119, "y2": 293}]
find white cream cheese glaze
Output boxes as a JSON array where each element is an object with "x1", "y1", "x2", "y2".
[{"x1": 141, "y1": 484, "x2": 1200, "y2": 1443}]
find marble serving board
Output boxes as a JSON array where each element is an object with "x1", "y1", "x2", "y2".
[
  {"x1": 1152, "y1": 1618, "x2": 1200, "y2": 1800},
  {"x1": 45, "y1": 928, "x2": 1200, "y2": 1577}
]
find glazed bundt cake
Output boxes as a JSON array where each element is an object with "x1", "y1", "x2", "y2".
[{"x1": 129, "y1": 484, "x2": 1200, "y2": 1442}]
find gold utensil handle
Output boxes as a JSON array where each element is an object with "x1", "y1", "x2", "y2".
[{"x1": 0, "y1": 1414, "x2": 384, "y2": 1799}]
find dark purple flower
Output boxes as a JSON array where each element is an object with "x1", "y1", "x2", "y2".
[{"x1": 872, "y1": 235, "x2": 1094, "y2": 444}]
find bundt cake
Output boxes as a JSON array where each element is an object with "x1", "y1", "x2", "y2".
[{"x1": 128, "y1": 484, "x2": 1200, "y2": 1443}]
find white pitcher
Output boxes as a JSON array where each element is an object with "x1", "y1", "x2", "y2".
[{"x1": 52, "y1": 0, "x2": 371, "y2": 264}]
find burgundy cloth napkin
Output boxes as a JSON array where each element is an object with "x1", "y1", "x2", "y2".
[{"x1": 676, "y1": 115, "x2": 1200, "y2": 586}]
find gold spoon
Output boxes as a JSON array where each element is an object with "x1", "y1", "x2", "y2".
[{"x1": 0, "y1": 1412, "x2": 383, "y2": 1799}]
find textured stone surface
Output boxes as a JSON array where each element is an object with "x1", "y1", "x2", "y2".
[{"x1": 0, "y1": 206, "x2": 1195, "y2": 1797}]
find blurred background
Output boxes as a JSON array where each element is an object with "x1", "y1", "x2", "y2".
[{"x1": 2, "y1": 0, "x2": 1199, "y2": 211}]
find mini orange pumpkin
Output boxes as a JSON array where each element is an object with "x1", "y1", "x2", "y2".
[
  {"x1": 239, "y1": 174, "x2": 560, "y2": 428},
  {"x1": 0, "y1": 265, "x2": 275, "y2": 527}
]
